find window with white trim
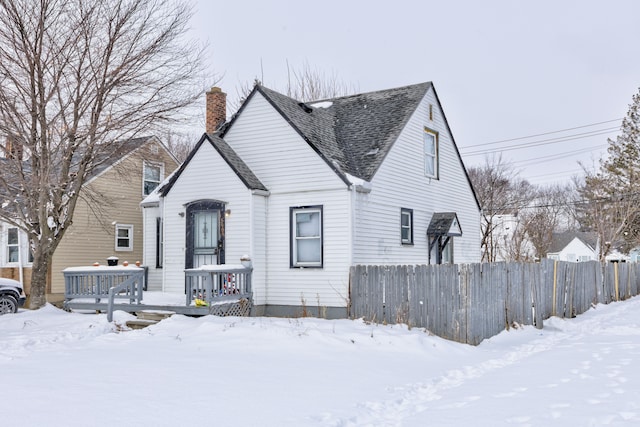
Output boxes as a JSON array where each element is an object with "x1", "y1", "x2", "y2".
[
  {"x1": 424, "y1": 127, "x2": 438, "y2": 178},
  {"x1": 115, "y1": 224, "x2": 133, "y2": 251},
  {"x1": 7, "y1": 227, "x2": 19, "y2": 262},
  {"x1": 401, "y1": 208, "x2": 413, "y2": 245},
  {"x1": 290, "y1": 206, "x2": 323, "y2": 268},
  {"x1": 143, "y1": 163, "x2": 162, "y2": 196}
]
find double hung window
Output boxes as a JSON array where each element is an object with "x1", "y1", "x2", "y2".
[{"x1": 290, "y1": 206, "x2": 323, "y2": 267}]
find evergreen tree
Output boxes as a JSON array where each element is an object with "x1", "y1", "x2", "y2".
[{"x1": 577, "y1": 88, "x2": 640, "y2": 257}]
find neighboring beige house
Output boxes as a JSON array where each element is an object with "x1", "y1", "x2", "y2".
[{"x1": 0, "y1": 136, "x2": 179, "y2": 301}]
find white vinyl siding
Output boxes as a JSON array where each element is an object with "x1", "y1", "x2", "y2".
[
  {"x1": 223, "y1": 92, "x2": 346, "y2": 193},
  {"x1": 161, "y1": 141, "x2": 253, "y2": 294},
  {"x1": 353, "y1": 86, "x2": 481, "y2": 265},
  {"x1": 264, "y1": 190, "x2": 351, "y2": 308}
]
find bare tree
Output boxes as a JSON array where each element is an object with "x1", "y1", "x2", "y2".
[
  {"x1": 574, "y1": 89, "x2": 640, "y2": 259},
  {"x1": 230, "y1": 61, "x2": 358, "y2": 112},
  {"x1": 284, "y1": 60, "x2": 358, "y2": 102},
  {"x1": 0, "y1": 0, "x2": 207, "y2": 308},
  {"x1": 163, "y1": 129, "x2": 199, "y2": 164},
  {"x1": 521, "y1": 184, "x2": 573, "y2": 260},
  {"x1": 574, "y1": 169, "x2": 640, "y2": 259},
  {"x1": 467, "y1": 156, "x2": 535, "y2": 262}
]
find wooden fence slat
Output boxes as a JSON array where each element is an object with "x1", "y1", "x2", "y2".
[{"x1": 348, "y1": 260, "x2": 640, "y2": 346}]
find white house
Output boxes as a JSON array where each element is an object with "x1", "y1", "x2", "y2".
[
  {"x1": 142, "y1": 83, "x2": 481, "y2": 318},
  {"x1": 546, "y1": 231, "x2": 598, "y2": 262}
]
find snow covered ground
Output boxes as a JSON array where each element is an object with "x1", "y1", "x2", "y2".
[{"x1": 3, "y1": 295, "x2": 640, "y2": 426}]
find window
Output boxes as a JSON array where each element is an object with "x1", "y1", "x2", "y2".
[
  {"x1": 424, "y1": 127, "x2": 438, "y2": 178},
  {"x1": 290, "y1": 206, "x2": 323, "y2": 268},
  {"x1": 115, "y1": 224, "x2": 133, "y2": 251},
  {"x1": 7, "y1": 227, "x2": 18, "y2": 262},
  {"x1": 401, "y1": 208, "x2": 413, "y2": 245},
  {"x1": 143, "y1": 163, "x2": 162, "y2": 196}
]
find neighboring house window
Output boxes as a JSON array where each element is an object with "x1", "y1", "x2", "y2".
[
  {"x1": 7, "y1": 227, "x2": 19, "y2": 262},
  {"x1": 424, "y1": 127, "x2": 438, "y2": 178},
  {"x1": 401, "y1": 208, "x2": 413, "y2": 245},
  {"x1": 115, "y1": 224, "x2": 133, "y2": 251},
  {"x1": 290, "y1": 206, "x2": 323, "y2": 268},
  {"x1": 578, "y1": 255, "x2": 591, "y2": 262},
  {"x1": 156, "y1": 217, "x2": 163, "y2": 268},
  {"x1": 143, "y1": 163, "x2": 162, "y2": 195}
]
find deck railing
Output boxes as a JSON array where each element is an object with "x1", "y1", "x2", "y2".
[
  {"x1": 184, "y1": 264, "x2": 252, "y2": 306},
  {"x1": 63, "y1": 265, "x2": 145, "y2": 304}
]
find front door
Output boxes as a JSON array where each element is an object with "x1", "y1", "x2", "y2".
[{"x1": 185, "y1": 200, "x2": 225, "y2": 269}]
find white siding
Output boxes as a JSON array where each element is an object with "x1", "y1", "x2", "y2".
[
  {"x1": 162, "y1": 141, "x2": 253, "y2": 294},
  {"x1": 550, "y1": 238, "x2": 596, "y2": 262},
  {"x1": 354, "y1": 87, "x2": 481, "y2": 264},
  {"x1": 264, "y1": 189, "x2": 352, "y2": 308},
  {"x1": 224, "y1": 91, "x2": 352, "y2": 308},
  {"x1": 224, "y1": 92, "x2": 346, "y2": 193},
  {"x1": 141, "y1": 204, "x2": 163, "y2": 291},
  {"x1": 250, "y1": 193, "x2": 267, "y2": 305}
]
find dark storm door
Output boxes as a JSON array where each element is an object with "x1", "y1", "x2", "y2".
[{"x1": 185, "y1": 201, "x2": 225, "y2": 269}]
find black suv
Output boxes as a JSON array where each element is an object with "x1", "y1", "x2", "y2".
[{"x1": 0, "y1": 278, "x2": 26, "y2": 314}]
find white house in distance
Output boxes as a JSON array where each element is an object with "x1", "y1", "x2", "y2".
[
  {"x1": 546, "y1": 231, "x2": 599, "y2": 262},
  {"x1": 142, "y1": 83, "x2": 481, "y2": 318}
]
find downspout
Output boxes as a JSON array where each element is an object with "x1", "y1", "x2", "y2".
[{"x1": 17, "y1": 229, "x2": 24, "y2": 288}]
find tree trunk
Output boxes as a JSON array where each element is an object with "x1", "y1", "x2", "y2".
[{"x1": 28, "y1": 246, "x2": 51, "y2": 309}]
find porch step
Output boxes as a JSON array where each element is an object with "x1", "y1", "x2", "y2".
[
  {"x1": 126, "y1": 310, "x2": 176, "y2": 329},
  {"x1": 126, "y1": 319, "x2": 159, "y2": 330},
  {"x1": 136, "y1": 310, "x2": 176, "y2": 321}
]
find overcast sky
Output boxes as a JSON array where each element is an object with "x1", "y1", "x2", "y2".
[{"x1": 189, "y1": 0, "x2": 640, "y2": 186}]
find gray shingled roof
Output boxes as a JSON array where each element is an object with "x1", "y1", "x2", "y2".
[
  {"x1": 1, "y1": 136, "x2": 157, "y2": 213},
  {"x1": 206, "y1": 134, "x2": 267, "y2": 191},
  {"x1": 427, "y1": 212, "x2": 462, "y2": 236},
  {"x1": 224, "y1": 82, "x2": 432, "y2": 183},
  {"x1": 548, "y1": 231, "x2": 598, "y2": 253},
  {"x1": 160, "y1": 133, "x2": 267, "y2": 196}
]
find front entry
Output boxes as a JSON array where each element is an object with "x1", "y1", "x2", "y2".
[{"x1": 185, "y1": 200, "x2": 225, "y2": 268}]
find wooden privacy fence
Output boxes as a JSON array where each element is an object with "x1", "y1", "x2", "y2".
[{"x1": 349, "y1": 259, "x2": 640, "y2": 345}]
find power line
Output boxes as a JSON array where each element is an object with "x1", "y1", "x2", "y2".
[
  {"x1": 512, "y1": 144, "x2": 606, "y2": 167},
  {"x1": 462, "y1": 118, "x2": 622, "y2": 149},
  {"x1": 462, "y1": 127, "x2": 617, "y2": 156}
]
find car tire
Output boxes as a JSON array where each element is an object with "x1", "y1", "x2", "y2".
[{"x1": 0, "y1": 294, "x2": 18, "y2": 314}]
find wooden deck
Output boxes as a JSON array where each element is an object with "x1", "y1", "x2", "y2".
[{"x1": 63, "y1": 264, "x2": 253, "y2": 321}]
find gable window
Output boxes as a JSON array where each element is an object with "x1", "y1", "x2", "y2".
[
  {"x1": 290, "y1": 206, "x2": 323, "y2": 268},
  {"x1": 424, "y1": 127, "x2": 439, "y2": 178},
  {"x1": 143, "y1": 163, "x2": 162, "y2": 196},
  {"x1": 401, "y1": 208, "x2": 413, "y2": 245},
  {"x1": 115, "y1": 224, "x2": 133, "y2": 251},
  {"x1": 7, "y1": 227, "x2": 19, "y2": 262}
]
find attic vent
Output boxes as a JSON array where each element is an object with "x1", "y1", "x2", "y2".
[
  {"x1": 366, "y1": 148, "x2": 379, "y2": 156},
  {"x1": 298, "y1": 102, "x2": 313, "y2": 113}
]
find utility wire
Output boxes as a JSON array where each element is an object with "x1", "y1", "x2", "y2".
[
  {"x1": 512, "y1": 144, "x2": 606, "y2": 167},
  {"x1": 462, "y1": 118, "x2": 622, "y2": 149},
  {"x1": 462, "y1": 127, "x2": 617, "y2": 156}
]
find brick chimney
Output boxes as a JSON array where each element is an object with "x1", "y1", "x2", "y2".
[{"x1": 206, "y1": 87, "x2": 227, "y2": 133}]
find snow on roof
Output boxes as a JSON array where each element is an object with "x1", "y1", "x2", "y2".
[{"x1": 309, "y1": 100, "x2": 333, "y2": 109}]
